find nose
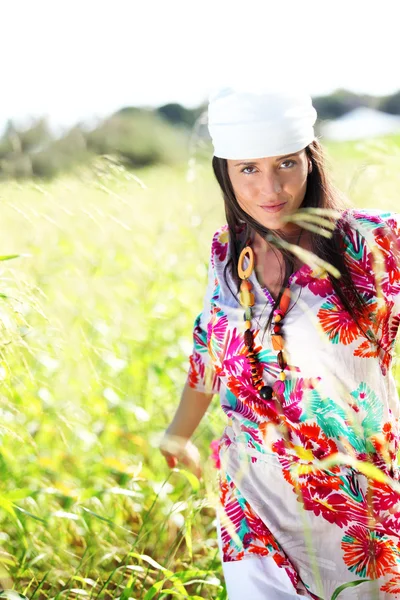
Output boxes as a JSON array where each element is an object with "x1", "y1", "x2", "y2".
[{"x1": 260, "y1": 172, "x2": 282, "y2": 199}]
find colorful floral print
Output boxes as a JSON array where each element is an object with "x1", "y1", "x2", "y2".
[
  {"x1": 186, "y1": 208, "x2": 400, "y2": 597},
  {"x1": 295, "y1": 265, "x2": 333, "y2": 297},
  {"x1": 341, "y1": 525, "x2": 398, "y2": 579}
]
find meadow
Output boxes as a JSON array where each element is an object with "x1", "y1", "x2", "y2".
[{"x1": 0, "y1": 137, "x2": 400, "y2": 600}]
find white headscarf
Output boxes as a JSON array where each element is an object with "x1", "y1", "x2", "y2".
[{"x1": 207, "y1": 84, "x2": 318, "y2": 159}]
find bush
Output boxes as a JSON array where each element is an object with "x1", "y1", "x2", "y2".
[
  {"x1": 85, "y1": 109, "x2": 189, "y2": 167},
  {"x1": 31, "y1": 127, "x2": 91, "y2": 179}
]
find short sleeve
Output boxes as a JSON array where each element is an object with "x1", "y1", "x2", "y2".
[
  {"x1": 376, "y1": 212, "x2": 400, "y2": 351},
  {"x1": 378, "y1": 211, "x2": 400, "y2": 314},
  {"x1": 350, "y1": 209, "x2": 400, "y2": 343},
  {"x1": 185, "y1": 232, "x2": 222, "y2": 395},
  {"x1": 347, "y1": 208, "x2": 400, "y2": 297}
]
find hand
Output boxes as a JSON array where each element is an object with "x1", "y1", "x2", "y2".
[{"x1": 159, "y1": 433, "x2": 202, "y2": 479}]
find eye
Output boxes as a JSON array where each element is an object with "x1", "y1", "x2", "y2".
[
  {"x1": 281, "y1": 160, "x2": 296, "y2": 169},
  {"x1": 241, "y1": 166, "x2": 258, "y2": 174},
  {"x1": 240, "y1": 160, "x2": 296, "y2": 175}
]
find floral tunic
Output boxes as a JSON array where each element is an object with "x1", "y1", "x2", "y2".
[{"x1": 186, "y1": 208, "x2": 400, "y2": 599}]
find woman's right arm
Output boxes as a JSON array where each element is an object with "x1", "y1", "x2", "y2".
[
  {"x1": 165, "y1": 381, "x2": 214, "y2": 441},
  {"x1": 160, "y1": 228, "x2": 223, "y2": 475},
  {"x1": 159, "y1": 382, "x2": 214, "y2": 475}
]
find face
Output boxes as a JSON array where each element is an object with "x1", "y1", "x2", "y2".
[{"x1": 227, "y1": 149, "x2": 310, "y2": 235}]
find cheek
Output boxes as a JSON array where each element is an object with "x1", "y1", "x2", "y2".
[
  {"x1": 233, "y1": 178, "x2": 260, "y2": 203},
  {"x1": 288, "y1": 169, "x2": 308, "y2": 195}
]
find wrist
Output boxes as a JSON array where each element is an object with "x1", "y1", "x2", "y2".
[
  {"x1": 160, "y1": 432, "x2": 199, "y2": 463},
  {"x1": 160, "y1": 432, "x2": 190, "y2": 455}
]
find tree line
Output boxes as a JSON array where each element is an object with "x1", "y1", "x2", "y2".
[{"x1": 1, "y1": 89, "x2": 400, "y2": 180}]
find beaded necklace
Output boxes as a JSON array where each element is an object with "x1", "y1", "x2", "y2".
[{"x1": 238, "y1": 230, "x2": 303, "y2": 403}]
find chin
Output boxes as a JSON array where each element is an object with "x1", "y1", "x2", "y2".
[{"x1": 257, "y1": 215, "x2": 284, "y2": 231}]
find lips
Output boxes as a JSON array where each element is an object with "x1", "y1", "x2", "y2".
[{"x1": 260, "y1": 202, "x2": 287, "y2": 213}]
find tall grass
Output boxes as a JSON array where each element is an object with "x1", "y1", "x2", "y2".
[{"x1": 0, "y1": 137, "x2": 399, "y2": 599}]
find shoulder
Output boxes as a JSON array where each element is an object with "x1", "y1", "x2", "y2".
[
  {"x1": 343, "y1": 207, "x2": 400, "y2": 233},
  {"x1": 211, "y1": 223, "x2": 230, "y2": 245},
  {"x1": 339, "y1": 207, "x2": 400, "y2": 249},
  {"x1": 210, "y1": 224, "x2": 231, "y2": 267},
  {"x1": 340, "y1": 208, "x2": 400, "y2": 297}
]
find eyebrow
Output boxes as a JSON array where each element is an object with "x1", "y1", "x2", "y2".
[{"x1": 233, "y1": 152, "x2": 300, "y2": 167}]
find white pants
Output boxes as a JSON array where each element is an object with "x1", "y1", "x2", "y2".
[{"x1": 216, "y1": 517, "x2": 309, "y2": 600}]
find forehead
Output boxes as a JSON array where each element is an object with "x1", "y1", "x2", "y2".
[{"x1": 229, "y1": 149, "x2": 304, "y2": 167}]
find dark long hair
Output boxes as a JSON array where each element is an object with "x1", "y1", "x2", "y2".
[{"x1": 211, "y1": 138, "x2": 385, "y2": 352}]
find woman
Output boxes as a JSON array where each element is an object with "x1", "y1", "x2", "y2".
[{"x1": 160, "y1": 86, "x2": 400, "y2": 599}]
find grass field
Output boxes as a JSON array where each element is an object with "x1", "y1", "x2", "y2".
[{"x1": 0, "y1": 137, "x2": 400, "y2": 599}]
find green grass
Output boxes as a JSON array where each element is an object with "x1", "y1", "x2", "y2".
[{"x1": 0, "y1": 138, "x2": 399, "y2": 599}]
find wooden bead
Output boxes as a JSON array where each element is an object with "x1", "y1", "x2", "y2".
[
  {"x1": 240, "y1": 280, "x2": 253, "y2": 291},
  {"x1": 271, "y1": 335, "x2": 284, "y2": 351},
  {"x1": 279, "y1": 371, "x2": 286, "y2": 381},
  {"x1": 260, "y1": 386, "x2": 273, "y2": 400},
  {"x1": 273, "y1": 380, "x2": 285, "y2": 394},
  {"x1": 238, "y1": 246, "x2": 255, "y2": 279},
  {"x1": 273, "y1": 324, "x2": 281, "y2": 334},
  {"x1": 245, "y1": 320, "x2": 252, "y2": 329},
  {"x1": 277, "y1": 351, "x2": 286, "y2": 370},
  {"x1": 244, "y1": 330, "x2": 254, "y2": 347},
  {"x1": 279, "y1": 288, "x2": 291, "y2": 314},
  {"x1": 239, "y1": 289, "x2": 255, "y2": 307},
  {"x1": 244, "y1": 308, "x2": 252, "y2": 321}
]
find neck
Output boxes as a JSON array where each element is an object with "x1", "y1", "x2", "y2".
[{"x1": 252, "y1": 225, "x2": 308, "y2": 252}]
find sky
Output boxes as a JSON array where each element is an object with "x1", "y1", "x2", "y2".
[{"x1": 2, "y1": 0, "x2": 400, "y2": 134}]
